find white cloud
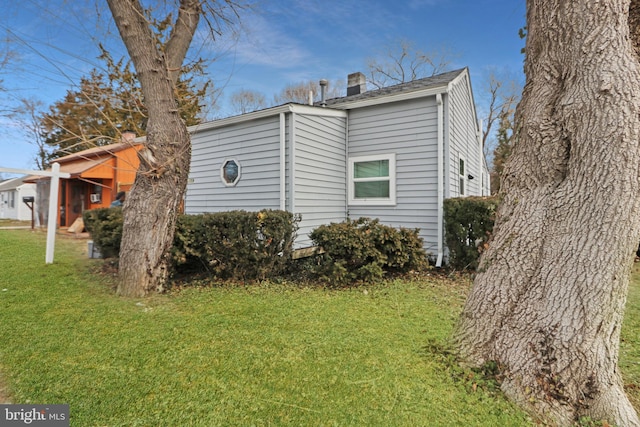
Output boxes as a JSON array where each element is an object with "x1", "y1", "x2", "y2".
[
  {"x1": 197, "y1": 9, "x2": 312, "y2": 70},
  {"x1": 236, "y1": 18, "x2": 310, "y2": 67}
]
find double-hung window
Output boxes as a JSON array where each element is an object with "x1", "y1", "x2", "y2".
[{"x1": 348, "y1": 153, "x2": 396, "y2": 206}]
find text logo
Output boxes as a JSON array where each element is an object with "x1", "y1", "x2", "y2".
[{"x1": 1, "y1": 405, "x2": 69, "y2": 426}]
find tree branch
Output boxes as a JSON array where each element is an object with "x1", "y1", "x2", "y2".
[{"x1": 165, "y1": 0, "x2": 202, "y2": 86}]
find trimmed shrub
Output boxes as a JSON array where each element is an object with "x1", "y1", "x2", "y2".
[
  {"x1": 83, "y1": 209, "x2": 299, "y2": 282},
  {"x1": 83, "y1": 207, "x2": 123, "y2": 259},
  {"x1": 172, "y1": 210, "x2": 299, "y2": 281},
  {"x1": 443, "y1": 196, "x2": 500, "y2": 270},
  {"x1": 309, "y1": 217, "x2": 427, "y2": 286}
]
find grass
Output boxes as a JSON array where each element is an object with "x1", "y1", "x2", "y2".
[
  {"x1": 620, "y1": 262, "x2": 640, "y2": 409},
  {"x1": 1, "y1": 230, "x2": 638, "y2": 426},
  {"x1": 0, "y1": 219, "x2": 31, "y2": 228}
]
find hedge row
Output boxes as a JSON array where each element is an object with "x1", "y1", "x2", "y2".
[
  {"x1": 83, "y1": 207, "x2": 123, "y2": 259},
  {"x1": 309, "y1": 217, "x2": 427, "y2": 285},
  {"x1": 84, "y1": 209, "x2": 299, "y2": 281},
  {"x1": 172, "y1": 210, "x2": 298, "y2": 281},
  {"x1": 85, "y1": 197, "x2": 501, "y2": 281},
  {"x1": 84, "y1": 210, "x2": 429, "y2": 285},
  {"x1": 443, "y1": 196, "x2": 500, "y2": 270}
]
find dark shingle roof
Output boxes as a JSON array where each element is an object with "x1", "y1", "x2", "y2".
[{"x1": 321, "y1": 68, "x2": 467, "y2": 107}]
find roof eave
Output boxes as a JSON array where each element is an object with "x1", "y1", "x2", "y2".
[
  {"x1": 188, "y1": 104, "x2": 346, "y2": 135},
  {"x1": 54, "y1": 140, "x2": 143, "y2": 164},
  {"x1": 327, "y1": 84, "x2": 450, "y2": 110}
]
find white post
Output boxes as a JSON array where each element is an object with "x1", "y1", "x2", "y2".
[
  {"x1": 46, "y1": 163, "x2": 62, "y2": 264},
  {"x1": 0, "y1": 165, "x2": 70, "y2": 264}
]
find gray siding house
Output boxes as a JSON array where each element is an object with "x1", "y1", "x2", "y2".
[{"x1": 185, "y1": 68, "x2": 488, "y2": 266}]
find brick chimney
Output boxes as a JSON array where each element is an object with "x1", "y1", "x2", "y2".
[
  {"x1": 121, "y1": 130, "x2": 136, "y2": 144},
  {"x1": 347, "y1": 72, "x2": 367, "y2": 96}
]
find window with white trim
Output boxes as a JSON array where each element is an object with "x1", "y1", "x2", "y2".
[
  {"x1": 348, "y1": 153, "x2": 396, "y2": 206},
  {"x1": 458, "y1": 155, "x2": 466, "y2": 196},
  {"x1": 220, "y1": 159, "x2": 241, "y2": 186}
]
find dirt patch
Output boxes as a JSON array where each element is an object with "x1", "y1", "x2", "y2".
[{"x1": 0, "y1": 371, "x2": 11, "y2": 403}]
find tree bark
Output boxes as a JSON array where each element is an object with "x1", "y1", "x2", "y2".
[
  {"x1": 457, "y1": 1, "x2": 640, "y2": 425},
  {"x1": 106, "y1": 0, "x2": 200, "y2": 297}
]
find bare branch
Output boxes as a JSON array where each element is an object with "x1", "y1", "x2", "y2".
[
  {"x1": 229, "y1": 88, "x2": 266, "y2": 114},
  {"x1": 366, "y1": 38, "x2": 456, "y2": 89},
  {"x1": 479, "y1": 69, "x2": 521, "y2": 158}
]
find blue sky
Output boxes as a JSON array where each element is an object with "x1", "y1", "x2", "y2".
[{"x1": 0, "y1": 0, "x2": 526, "y2": 174}]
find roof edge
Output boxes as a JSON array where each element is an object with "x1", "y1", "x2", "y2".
[
  {"x1": 323, "y1": 68, "x2": 468, "y2": 109},
  {"x1": 54, "y1": 139, "x2": 144, "y2": 164},
  {"x1": 188, "y1": 103, "x2": 346, "y2": 134}
]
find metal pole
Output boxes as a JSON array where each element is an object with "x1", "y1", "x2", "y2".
[{"x1": 28, "y1": 201, "x2": 34, "y2": 230}]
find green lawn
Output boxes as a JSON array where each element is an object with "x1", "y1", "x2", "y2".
[
  {"x1": 1, "y1": 230, "x2": 637, "y2": 426},
  {"x1": 620, "y1": 261, "x2": 640, "y2": 410},
  {"x1": 0, "y1": 219, "x2": 31, "y2": 228}
]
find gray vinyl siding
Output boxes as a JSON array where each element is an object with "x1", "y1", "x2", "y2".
[
  {"x1": 186, "y1": 109, "x2": 347, "y2": 248},
  {"x1": 184, "y1": 69, "x2": 481, "y2": 258},
  {"x1": 346, "y1": 97, "x2": 440, "y2": 255},
  {"x1": 447, "y1": 75, "x2": 482, "y2": 197},
  {"x1": 291, "y1": 113, "x2": 347, "y2": 247},
  {"x1": 186, "y1": 116, "x2": 282, "y2": 213}
]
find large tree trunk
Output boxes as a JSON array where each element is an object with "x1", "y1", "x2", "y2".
[
  {"x1": 457, "y1": 1, "x2": 640, "y2": 425},
  {"x1": 107, "y1": 0, "x2": 200, "y2": 297}
]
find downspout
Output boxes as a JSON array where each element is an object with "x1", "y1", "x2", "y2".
[
  {"x1": 344, "y1": 114, "x2": 349, "y2": 220},
  {"x1": 289, "y1": 111, "x2": 296, "y2": 213},
  {"x1": 476, "y1": 118, "x2": 484, "y2": 196},
  {"x1": 279, "y1": 112, "x2": 286, "y2": 210},
  {"x1": 436, "y1": 93, "x2": 445, "y2": 267}
]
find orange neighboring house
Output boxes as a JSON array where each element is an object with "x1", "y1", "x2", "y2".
[{"x1": 26, "y1": 138, "x2": 141, "y2": 228}]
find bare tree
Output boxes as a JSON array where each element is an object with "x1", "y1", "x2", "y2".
[
  {"x1": 366, "y1": 38, "x2": 454, "y2": 89},
  {"x1": 229, "y1": 88, "x2": 266, "y2": 114},
  {"x1": 478, "y1": 70, "x2": 522, "y2": 194},
  {"x1": 106, "y1": 0, "x2": 240, "y2": 297},
  {"x1": 11, "y1": 98, "x2": 50, "y2": 169},
  {"x1": 479, "y1": 70, "x2": 521, "y2": 151},
  {"x1": 273, "y1": 80, "x2": 316, "y2": 105},
  {"x1": 272, "y1": 79, "x2": 344, "y2": 105},
  {"x1": 0, "y1": 34, "x2": 15, "y2": 93},
  {"x1": 457, "y1": 1, "x2": 640, "y2": 425},
  {"x1": 488, "y1": 110, "x2": 514, "y2": 194}
]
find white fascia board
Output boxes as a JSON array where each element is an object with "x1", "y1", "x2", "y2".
[
  {"x1": 288, "y1": 104, "x2": 347, "y2": 118},
  {"x1": 328, "y1": 85, "x2": 448, "y2": 110},
  {"x1": 452, "y1": 69, "x2": 481, "y2": 134},
  {"x1": 188, "y1": 104, "x2": 346, "y2": 135},
  {"x1": 448, "y1": 67, "x2": 469, "y2": 88},
  {"x1": 187, "y1": 105, "x2": 293, "y2": 134}
]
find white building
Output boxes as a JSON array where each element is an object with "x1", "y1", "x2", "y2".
[{"x1": 0, "y1": 176, "x2": 37, "y2": 221}]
